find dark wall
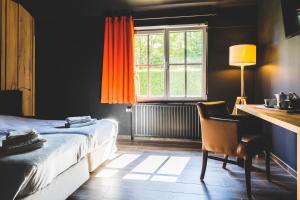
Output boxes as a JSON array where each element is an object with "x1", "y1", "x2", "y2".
[
  {"x1": 256, "y1": 0, "x2": 300, "y2": 170},
  {"x1": 134, "y1": 6, "x2": 257, "y2": 108},
  {"x1": 35, "y1": 17, "x2": 132, "y2": 134},
  {"x1": 35, "y1": 5, "x2": 257, "y2": 135}
]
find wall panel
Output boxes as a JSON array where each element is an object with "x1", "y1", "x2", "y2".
[
  {"x1": 18, "y1": 5, "x2": 34, "y2": 115},
  {"x1": 0, "y1": 0, "x2": 6, "y2": 89},
  {"x1": 6, "y1": 0, "x2": 18, "y2": 90},
  {"x1": 0, "y1": 0, "x2": 35, "y2": 116}
]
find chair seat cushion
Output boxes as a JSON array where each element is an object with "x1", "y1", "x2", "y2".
[
  {"x1": 237, "y1": 135, "x2": 268, "y2": 160},
  {"x1": 241, "y1": 135, "x2": 262, "y2": 143}
]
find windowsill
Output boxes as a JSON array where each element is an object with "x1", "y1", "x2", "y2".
[
  {"x1": 136, "y1": 98, "x2": 207, "y2": 105},
  {"x1": 137, "y1": 96, "x2": 207, "y2": 103}
]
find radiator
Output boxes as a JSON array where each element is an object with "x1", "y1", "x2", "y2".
[{"x1": 133, "y1": 104, "x2": 200, "y2": 139}]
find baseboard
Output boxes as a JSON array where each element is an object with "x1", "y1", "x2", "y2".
[
  {"x1": 270, "y1": 153, "x2": 297, "y2": 179},
  {"x1": 117, "y1": 135, "x2": 131, "y2": 140},
  {"x1": 117, "y1": 135, "x2": 201, "y2": 143}
]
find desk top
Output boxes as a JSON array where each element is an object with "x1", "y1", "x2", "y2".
[{"x1": 237, "y1": 104, "x2": 300, "y2": 133}]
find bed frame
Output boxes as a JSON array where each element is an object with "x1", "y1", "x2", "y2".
[
  {"x1": 19, "y1": 158, "x2": 89, "y2": 200},
  {"x1": 18, "y1": 137, "x2": 116, "y2": 200},
  {"x1": 0, "y1": 90, "x2": 22, "y2": 116}
]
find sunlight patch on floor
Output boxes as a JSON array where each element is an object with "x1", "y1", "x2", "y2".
[
  {"x1": 123, "y1": 173, "x2": 151, "y2": 181},
  {"x1": 108, "y1": 153, "x2": 121, "y2": 160},
  {"x1": 157, "y1": 156, "x2": 190, "y2": 175},
  {"x1": 150, "y1": 175, "x2": 178, "y2": 182},
  {"x1": 131, "y1": 155, "x2": 168, "y2": 173},
  {"x1": 106, "y1": 154, "x2": 141, "y2": 169},
  {"x1": 94, "y1": 169, "x2": 119, "y2": 178},
  {"x1": 100, "y1": 154, "x2": 191, "y2": 182}
]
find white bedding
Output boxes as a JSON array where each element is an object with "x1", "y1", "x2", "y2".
[
  {"x1": 0, "y1": 115, "x2": 118, "y2": 200},
  {"x1": 0, "y1": 115, "x2": 118, "y2": 151}
]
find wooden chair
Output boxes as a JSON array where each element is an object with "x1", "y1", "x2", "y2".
[{"x1": 196, "y1": 101, "x2": 270, "y2": 199}]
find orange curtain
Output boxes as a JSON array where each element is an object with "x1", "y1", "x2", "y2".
[{"x1": 100, "y1": 16, "x2": 136, "y2": 104}]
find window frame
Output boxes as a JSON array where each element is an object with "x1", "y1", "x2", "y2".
[{"x1": 134, "y1": 24, "x2": 208, "y2": 102}]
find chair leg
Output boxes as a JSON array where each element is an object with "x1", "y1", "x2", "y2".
[
  {"x1": 237, "y1": 157, "x2": 244, "y2": 168},
  {"x1": 223, "y1": 155, "x2": 228, "y2": 169},
  {"x1": 200, "y1": 150, "x2": 208, "y2": 181},
  {"x1": 265, "y1": 149, "x2": 271, "y2": 180},
  {"x1": 244, "y1": 158, "x2": 252, "y2": 199}
]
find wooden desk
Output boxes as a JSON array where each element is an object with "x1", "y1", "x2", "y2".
[{"x1": 237, "y1": 104, "x2": 299, "y2": 200}]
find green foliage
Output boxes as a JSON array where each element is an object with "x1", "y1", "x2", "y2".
[
  {"x1": 137, "y1": 68, "x2": 147, "y2": 96},
  {"x1": 187, "y1": 65, "x2": 203, "y2": 97},
  {"x1": 187, "y1": 31, "x2": 203, "y2": 63},
  {"x1": 135, "y1": 35, "x2": 147, "y2": 65},
  {"x1": 169, "y1": 32, "x2": 185, "y2": 64},
  {"x1": 150, "y1": 66, "x2": 164, "y2": 96},
  {"x1": 169, "y1": 65, "x2": 185, "y2": 96},
  {"x1": 149, "y1": 34, "x2": 164, "y2": 65}
]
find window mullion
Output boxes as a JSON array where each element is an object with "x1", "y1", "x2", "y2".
[
  {"x1": 203, "y1": 28, "x2": 208, "y2": 99},
  {"x1": 184, "y1": 31, "x2": 187, "y2": 98},
  {"x1": 164, "y1": 29, "x2": 169, "y2": 100},
  {"x1": 147, "y1": 34, "x2": 150, "y2": 98}
]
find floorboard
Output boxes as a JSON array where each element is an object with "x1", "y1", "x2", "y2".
[{"x1": 68, "y1": 139, "x2": 296, "y2": 200}]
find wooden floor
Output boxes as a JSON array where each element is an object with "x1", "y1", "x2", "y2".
[{"x1": 68, "y1": 139, "x2": 296, "y2": 200}]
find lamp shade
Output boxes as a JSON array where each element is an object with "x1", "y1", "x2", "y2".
[{"x1": 229, "y1": 44, "x2": 256, "y2": 67}]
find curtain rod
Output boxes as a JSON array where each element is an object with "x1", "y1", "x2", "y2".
[{"x1": 133, "y1": 14, "x2": 217, "y2": 21}]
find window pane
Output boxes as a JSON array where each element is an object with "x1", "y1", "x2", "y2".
[
  {"x1": 169, "y1": 32, "x2": 185, "y2": 64},
  {"x1": 169, "y1": 65, "x2": 185, "y2": 97},
  {"x1": 186, "y1": 31, "x2": 202, "y2": 63},
  {"x1": 149, "y1": 34, "x2": 164, "y2": 65},
  {"x1": 187, "y1": 65, "x2": 202, "y2": 97},
  {"x1": 135, "y1": 35, "x2": 148, "y2": 65},
  {"x1": 150, "y1": 66, "x2": 164, "y2": 97},
  {"x1": 137, "y1": 66, "x2": 148, "y2": 96}
]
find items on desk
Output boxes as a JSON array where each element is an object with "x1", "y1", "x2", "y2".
[
  {"x1": 288, "y1": 92, "x2": 300, "y2": 109},
  {"x1": 274, "y1": 92, "x2": 290, "y2": 109},
  {"x1": 264, "y1": 99, "x2": 277, "y2": 108},
  {"x1": 264, "y1": 92, "x2": 300, "y2": 111}
]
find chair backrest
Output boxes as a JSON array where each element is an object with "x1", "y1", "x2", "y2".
[
  {"x1": 197, "y1": 101, "x2": 229, "y2": 119},
  {"x1": 196, "y1": 101, "x2": 238, "y2": 155}
]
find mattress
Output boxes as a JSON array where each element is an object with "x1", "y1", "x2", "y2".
[
  {"x1": 0, "y1": 115, "x2": 118, "y2": 200},
  {"x1": 0, "y1": 115, "x2": 118, "y2": 150}
]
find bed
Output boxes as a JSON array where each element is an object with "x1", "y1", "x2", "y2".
[{"x1": 0, "y1": 91, "x2": 118, "y2": 200}]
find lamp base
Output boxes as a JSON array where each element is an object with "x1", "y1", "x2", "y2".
[{"x1": 233, "y1": 96, "x2": 247, "y2": 115}]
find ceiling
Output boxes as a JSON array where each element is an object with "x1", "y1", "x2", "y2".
[
  {"x1": 127, "y1": 0, "x2": 256, "y2": 9},
  {"x1": 18, "y1": 0, "x2": 257, "y2": 18}
]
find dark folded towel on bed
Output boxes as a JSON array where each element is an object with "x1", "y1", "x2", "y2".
[
  {"x1": 0, "y1": 139, "x2": 45, "y2": 156},
  {"x1": 0, "y1": 129, "x2": 46, "y2": 156},
  {"x1": 3, "y1": 137, "x2": 46, "y2": 150},
  {"x1": 65, "y1": 118, "x2": 97, "y2": 128},
  {"x1": 4, "y1": 129, "x2": 39, "y2": 147},
  {"x1": 66, "y1": 116, "x2": 92, "y2": 125}
]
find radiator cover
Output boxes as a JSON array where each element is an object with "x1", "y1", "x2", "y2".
[{"x1": 133, "y1": 104, "x2": 200, "y2": 139}]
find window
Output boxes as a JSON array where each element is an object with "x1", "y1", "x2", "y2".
[{"x1": 134, "y1": 25, "x2": 207, "y2": 101}]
